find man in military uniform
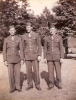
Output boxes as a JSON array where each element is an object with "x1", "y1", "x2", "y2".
[
  {"x1": 22, "y1": 22, "x2": 42, "y2": 91},
  {"x1": 3, "y1": 25, "x2": 24, "y2": 93},
  {"x1": 44, "y1": 26, "x2": 64, "y2": 90}
]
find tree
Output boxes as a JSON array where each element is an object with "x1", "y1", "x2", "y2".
[
  {"x1": 52, "y1": 0, "x2": 76, "y2": 37},
  {"x1": 0, "y1": 0, "x2": 29, "y2": 51},
  {"x1": 52, "y1": 0, "x2": 76, "y2": 56},
  {"x1": 34, "y1": 7, "x2": 56, "y2": 46}
]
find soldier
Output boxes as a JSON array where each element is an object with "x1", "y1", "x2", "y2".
[
  {"x1": 44, "y1": 26, "x2": 64, "y2": 90},
  {"x1": 3, "y1": 25, "x2": 24, "y2": 93},
  {"x1": 22, "y1": 22, "x2": 42, "y2": 91}
]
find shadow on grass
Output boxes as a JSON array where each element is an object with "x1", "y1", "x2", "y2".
[
  {"x1": 40, "y1": 71, "x2": 49, "y2": 86},
  {"x1": 20, "y1": 71, "x2": 39, "y2": 88},
  {"x1": 20, "y1": 72, "x2": 27, "y2": 88}
]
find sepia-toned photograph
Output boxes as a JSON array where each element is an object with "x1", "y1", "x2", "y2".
[{"x1": 0, "y1": 0, "x2": 76, "y2": 100}]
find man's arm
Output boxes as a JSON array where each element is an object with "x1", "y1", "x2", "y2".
[
  {"x1": 37, "y1": 34, "x2": 42, "y2": 61},
  {"x1": 44, "y1": 38, "x2": 47, "y2": 63},
  {"x1": 3, "y1": 38, "x2": 8, "y2": 66},
  {"x1": 21, "y1": 35, "x2": 25, "y2": 58},
  {"x1": 3, "y1": 39, "x2": 7, "y2": 62},
  {"x1": 37, "y1": 34, "x2": 42, "y2": 56},
  {"x1": 59, "y1": 36, "x2": 64, "y2": 59},
  {"x1": 19, "y1": 38, "x2": 24, "y2": 65}
]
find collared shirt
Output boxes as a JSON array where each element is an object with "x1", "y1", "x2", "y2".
[
  {"x1": 44, "y1": 34, "x2": 64, "y2": 61},
  {"x1": 3, "y1": 35, "x2": 24, "y2": 63},
  {"x1": 22, "y1": 31, "x2": 42, "y2": 60}
]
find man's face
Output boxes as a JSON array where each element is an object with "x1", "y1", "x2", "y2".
[
  {"x1": 50, "y1": 27, "x2": 56, "y2": 35},
  {"x1": 9, "y1": 28, "x2": 16, "y2": 36},
  {"x1": 26, "y1": 25, "x2": 32, "y2": 33}
]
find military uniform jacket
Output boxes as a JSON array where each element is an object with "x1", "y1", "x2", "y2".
[
  {"x1": 44, "y1": 34, "x2": 64, "y2": 61},
  {"x1": 22, "y1": 32, "x2": 41, "y2": 60},
  {"x1": 3, "y1": 36, "x2": 24, "y2": 63}
]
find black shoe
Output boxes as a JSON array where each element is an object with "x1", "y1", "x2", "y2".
[
  {"x1": 10, "y1": 89, "x2": 15, "y2": 93},
  {"x1": 55, "y1": 84, "x2": 62, "y2": 89},
  {"x1": 17, "y1": 89, "x2": 21, "y2": 92},
  {"x1": 57, "y1": 85, "x2": 62, "y2": 89},
  {"x1": 47, "y1": 86, "x2": 54, "y2": 90},
  {"x1": 54, "y1": 80, "x2": 62, "y2": 89},
  {"x1": 26, "y1": 86, "x2": 33, "y2": 91},
  {"x1": 36, "y1": 87, "x2": 41, "y2": 91}
]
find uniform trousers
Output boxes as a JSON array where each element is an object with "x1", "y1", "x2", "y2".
[
  {"x1": 25, "y1": 60, "x2": 40, "y2": 87},
  {"x1": 8, "y1": 63, "x2": 21, "y2": 91},
  {"x1": 47, "y1": 61, "x2": 61, "y2": 87}
]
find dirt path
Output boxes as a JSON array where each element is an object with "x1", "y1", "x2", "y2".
[{"x1": 0, "y1": 54, "x2": 76, "y2": 100}]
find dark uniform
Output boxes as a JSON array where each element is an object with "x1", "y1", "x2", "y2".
[
  {"x1": 44, "y1": 34, "x2": 64, "y2": 89},
  {"x1": 22, "y1": 31, "x2": 41, "y2": 89},
  {"x1": 3, "y1": 36, "x2": 24, "y2": 92}
]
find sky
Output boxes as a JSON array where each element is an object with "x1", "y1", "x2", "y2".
[
  {"x1": 27, "y1": 0, "x2": 59, "y2": 16},
  {"x1": 8, "y1": 0, "x2": 59, "y2": 16}
]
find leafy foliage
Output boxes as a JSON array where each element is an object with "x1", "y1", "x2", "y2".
[
  {"x1": 52, "y1": 0, "x2": 76, "y2": 37},
  {"x1": 0, "y1": 0, "x2": 76, "y2": 51},
  {"x1": 0, "y1": 0, "x2": 29, "y2": 51}
]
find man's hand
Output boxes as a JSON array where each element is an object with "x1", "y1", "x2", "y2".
[
  {"x1": 4, "y1": 61, "x2": 8, "y2": 66},
  {"x1": 21, "y1": 60, "x2": 24, "y2": 66},
  {"x1": 60, "y1": 58, "x2": 63, "y2": 63},
  {"x1": 44, "y1": 59, "x2": 47, "y2": 63},
  {"x1": 38, "y1": 56, "x2": 41, "y2": 62}
]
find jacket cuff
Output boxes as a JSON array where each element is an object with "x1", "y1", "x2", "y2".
[{"x1": 4, "y1": 60, "x2": 7, "y2": 62}]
